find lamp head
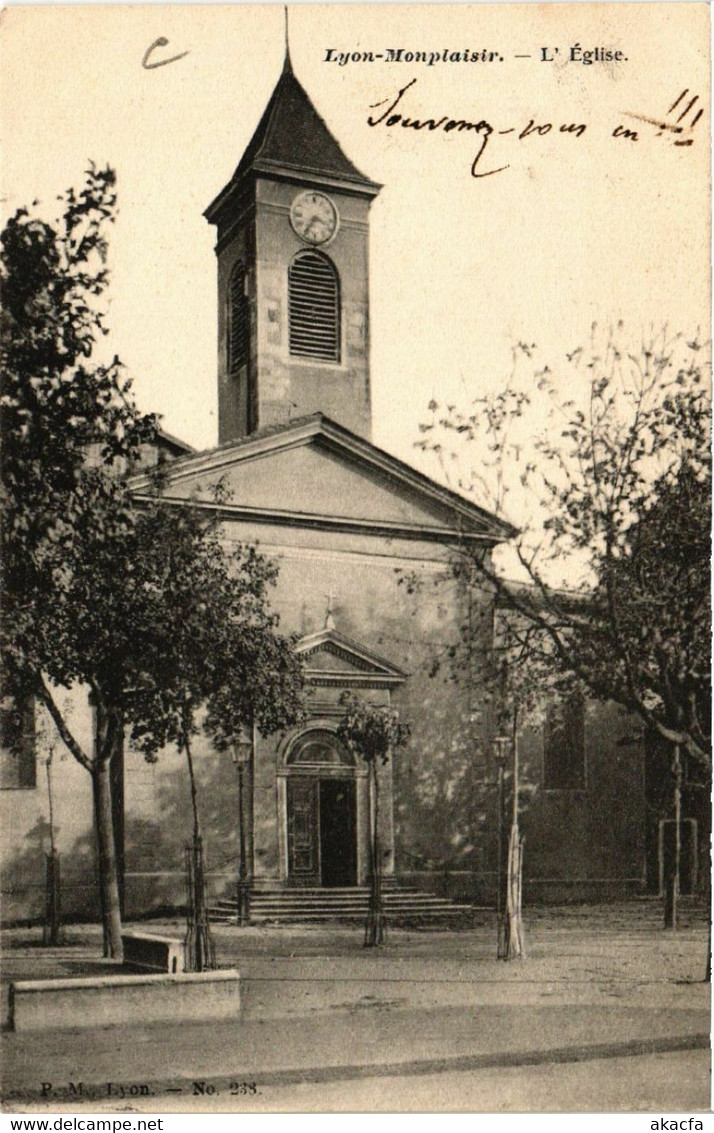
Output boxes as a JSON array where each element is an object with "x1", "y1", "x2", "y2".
[
  {"x1": 231, "y1": 724, "x2": 253, "y2": 764},
  {"x1": 492, "y1": 735, "x2": 511, "y2": 769}
]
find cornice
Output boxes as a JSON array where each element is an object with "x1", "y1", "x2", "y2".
[
  {"x1": 206, "y1": 167, "x2": 380, "y2": 226},
  {"x1": 131, "y1": 493, "x2": 502, "y2": 546},
  {"x1": 252, "y1": 163, "x2": 381, "y2": 198},
  {"x1": 129, "y1": 418, "x2": 323, "y2": 490},
  {"x1": 304, "y1": 672, "x2": 404, "y2": 688}
]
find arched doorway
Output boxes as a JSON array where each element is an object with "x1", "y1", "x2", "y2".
[{"x1": 285, "y1": 728, "x2": 358, "y2": 887}]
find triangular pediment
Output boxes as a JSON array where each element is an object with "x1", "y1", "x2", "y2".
[
  {"x1": 129, "y1": 415, "x2": 515, "y2": 545},
  {"x1": 296, "y1": 628, "x2": 407, "y2": 688}
]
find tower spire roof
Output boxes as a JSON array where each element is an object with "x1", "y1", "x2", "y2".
[
  {"x1": 283, "y1": 6, "x2": 292, "y2": 72},
  {"x1": 226, "y1": 51, "x2": 379, "y2": 194}
]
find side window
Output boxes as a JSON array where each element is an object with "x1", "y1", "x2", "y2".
[
  {"x1": 288, "y1": 251, "x2": 340, "y2": 363},
  {"x1": 543, "y1": 695, "x2": 585, "y2": 790},
  {"x1": 227, "y1": 261, "x2": 249, "y2": 377},
  {"x1": 0, "y1": 696, "x2": 36, "y2": 789}
]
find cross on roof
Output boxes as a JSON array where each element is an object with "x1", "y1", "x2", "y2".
[{"x1": 324, "y1": 590, "x2": 336, "y2": 630}]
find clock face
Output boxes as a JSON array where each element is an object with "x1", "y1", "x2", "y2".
[{"x1": 290, "y1": 191, "x2": 339, "y2": 246}]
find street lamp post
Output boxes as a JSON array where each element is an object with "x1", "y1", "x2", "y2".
[
  {"x1": 232, "y1": 726, "x2": 253, "y2": 927},
  {"x1": 493, "y1": 735, "x2": 510, "y2": 959}
]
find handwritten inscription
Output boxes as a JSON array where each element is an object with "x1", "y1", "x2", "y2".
[
  {"x1": 367, "y1": 79, "x2": 702, "y2": 178},
  {"x1": 622, "y1": 89, "x2": 703, "y2": 148},
  {"x1": 142, "y1": 37, "x2": 190, "y2": 70}
]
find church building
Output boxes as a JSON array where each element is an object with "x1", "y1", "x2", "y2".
[{"x1": 3, "y1": 48, "x2": 689, "y2": 924}]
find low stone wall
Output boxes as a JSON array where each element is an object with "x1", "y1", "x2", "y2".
[
  {"x1": 10, "y1": 970, "x2": 240, "y2": 1032},
  {"x1": 122, "y1": 932, "x2": 184, "y2": 973},
  {"x1": 395, "y1": 870, "x2": 644, "y2": 906},
  {"x1": 522, "y1": 878, "x2": 644, "y2": 904},
  {"x1": 0, "y1": 881, "x2": 101, "y2": 927},
  {"x1": 122, "y1": 871, "x2": 234, "y2": 921}
]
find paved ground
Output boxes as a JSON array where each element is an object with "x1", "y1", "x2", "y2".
[
  {"x1": 1, "y1": 902, "x2": 710, "y2": 1114},
  {"x1": 17, "y1": 1051, "x2": 706, "y2": 1114}
]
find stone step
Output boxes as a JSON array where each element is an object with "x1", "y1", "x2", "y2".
[
  {"x1": 213, "y1": 907, "x2": 472, "y2": 918},
  {"x1": 213, "y1": 897, "x2": 469, "y2": 906},
  {"x1": 208, "y1": 885, "x2": 475, "y2": 926},
  {"x1": 248, "y1": 887, "x2": 408, "y2": 897},
  {"x1": 242, "y1": 887, "x2": 458, "y2": 896},
  {"x1": 213, "y1": 895, "x2": 460, "y2": 907},
  {"x1": 212, "y1": 899, "x2": 469, "y2": 911},
  {"x1": 210, "y1": 910, "x2": 473, "y2": 924}
]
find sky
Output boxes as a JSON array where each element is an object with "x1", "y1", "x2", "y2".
[{"x1": 2, "y1": 3, "x2": 710, "y2": 503}]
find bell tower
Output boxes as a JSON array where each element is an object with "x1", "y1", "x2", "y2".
[{"x1": 204, "y1": 48, "x2": 381, "y2": 443}]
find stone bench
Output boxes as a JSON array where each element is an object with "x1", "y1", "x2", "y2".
[
  {"x1": 121, "y1": 931, "x2": 184, "y2": 973},
  {"x1": 9, "y1": 969, "x2": 240, "y2": 1031}
]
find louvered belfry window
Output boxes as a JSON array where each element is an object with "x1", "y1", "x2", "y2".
[
  {"x1": 228, "y1": 262, "x2": 249, "y2": 376},
  {"x1": 289, "y1": 252, "x2": 340, "y2": 363}
]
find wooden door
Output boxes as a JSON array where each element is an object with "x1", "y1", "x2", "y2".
[
  {"x1": 287, "y1": 778, "x2": 320, "y2": 884},
  {"x1": 320, "y1": 779, "x2": 357, "y2": 887}
]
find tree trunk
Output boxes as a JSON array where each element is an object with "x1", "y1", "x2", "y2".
[
  {"x1": 496, "y1": 762, "x2": 508, "y2": 958},
  {"x1": 664, "y1": 745, "x2": 682, "y2": 931},
  {"x1": 92, "y1": 758, "x2": 123, "y2": 961},
  {"x1": 91, "y1": 770, "x2": 109, "y2": 955},
  {"x1": 183, "y1": 728, "x2": 214, "y2": 972},
  {"x1": 36, "y1": 680, "x2": 123, "y2": 958},
  {"x1": 365, "y1": 761, "x2": 386, "y2": 947},
  {"x1": 503, "y1": 824, "x2": 525, "y2": 959},
  {"x1": 43, "y1": 850, "x2": 62, "y2": 947},
  {"x1": 501, "y1": 710, "x2": 525, "y2": 960},
  {"x1": 43, "y1": 750, "x2": 62, "y2": 946},
  {"x1": 184, "y1": 726, "x2": 201, "y2": 846},
  {"x1": 705, "y1": 837, "x2": 711, "y2": 983}
]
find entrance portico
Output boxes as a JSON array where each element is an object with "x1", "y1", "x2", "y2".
[
  {"x1": 272, "y1": 628, "x2": 407, "y2": 889},
  {"x1": 282, "y1": 727, "x2": 361, "y2": 887}
]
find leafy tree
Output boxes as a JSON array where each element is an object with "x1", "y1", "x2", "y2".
[
  {"x1": 394, "y1": 513, "x2": 557, "y2": 940},
  {"x1": 1, "y1": 167, "x2": 158, "y2": 957},
  {"x1": 1, "y1": 172, "x2": 305, "y2": 960},
  {"x1": 114, "y1": 490, "x2": 304, "y2": 970},
  {"x1": 418, "y1": 327, "x2": 711, "y2": 772},
  {"x1": 125, "y1": 492, "x2": 305, "y2": 832},
  {"x1": 1, "y1": 165, "x2": 157, "y2": 562},
  {"x1": 337, "y1": 694, "x2": 410, "y2": 946}
]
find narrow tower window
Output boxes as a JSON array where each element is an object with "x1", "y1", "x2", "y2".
[
  {"x1": 228, "y1": 262, "x2": 249, "y2": 376},
  {"x1": 288, "y1": 252, "x2": 340, "y2": 363}
]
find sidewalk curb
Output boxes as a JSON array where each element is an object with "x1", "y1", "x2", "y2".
[{"x1": 2, "y1": 1032, "x2": 709, "y2": 1102}]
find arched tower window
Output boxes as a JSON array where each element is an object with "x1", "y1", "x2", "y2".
[
  {"x1": 288, "y1": 252, "x2": 340, "y2": 363},
  {"x1": 227, "y1": 261, "x2": 249, "y2": 377}
]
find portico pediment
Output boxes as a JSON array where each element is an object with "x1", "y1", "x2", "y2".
[
  {"x1": 128, "y1": 414, "x2": 515, "y2": 546},
  {"x1": 296, "y1": 628, "x2": 407, "y2": 689}
]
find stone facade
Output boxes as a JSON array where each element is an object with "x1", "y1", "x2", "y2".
[{"x1": 119, "y1": 414, "x2": 504, "y2": 912}]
